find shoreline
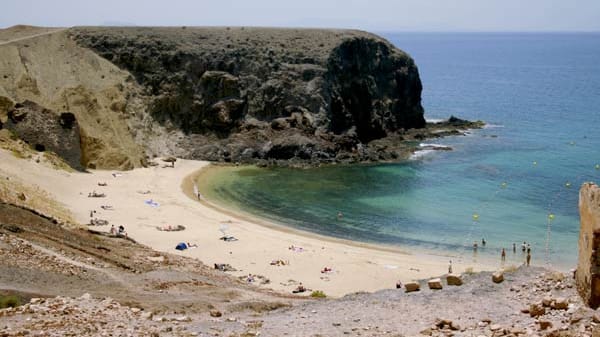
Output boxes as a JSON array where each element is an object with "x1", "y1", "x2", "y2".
[{"x1": 0, "y1": 150, "x2": 517, "y2": 298}]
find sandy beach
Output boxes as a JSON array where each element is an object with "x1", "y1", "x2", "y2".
[{"x1": 0, "y1": 150, "x2": 508, "y2": 297}]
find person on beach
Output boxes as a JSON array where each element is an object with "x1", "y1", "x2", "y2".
[
  {"x1": 473, "y1": 242, "x2": 478, "y2": 251},
  {"x1": 396, "y1": 281, "x2": 403, "y2": 289},
  {"x1": 501, "y1": 248, "x2": 506, "y2": 262},
  {"x1": 448, "y1": 260, "x2": 453, "y2": 274},
  {"x1": 527, "y1": 243, "x2": 531, "y2": 254},
  {"x1": 513, "y1": 243, "x2": 516, "y2": 253},
  {"x1": 521, "y1": 241, "x2": 527, "y2": 252},
  {"x1": 482, "y1": 238, "x2": 486, "y2": 246},
  {"x1": 110, "y1": 225, "x2": 115, "y2": 235},
  {"x1": 293, "y1": 283, "x2": 306, "y2": 293},
  {"x1": 526, "y1": 251, "x2": 531, "y2": 266}
]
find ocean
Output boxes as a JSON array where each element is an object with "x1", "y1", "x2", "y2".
[{"x1": 200, "y1": 33, "x2": 600, "y2": 269}]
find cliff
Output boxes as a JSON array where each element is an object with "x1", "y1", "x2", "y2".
[
  {"x1": 577, "y1": 182, "x2": 600, "y2": 308},
  {"x1": 70, "y1": 27, "x2": 428, "y2": 166},
  {"x1": 0, "y1": 26, "x2": 146, "y2": 170}
]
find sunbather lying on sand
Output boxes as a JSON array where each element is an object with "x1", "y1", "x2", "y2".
[
  {"x1": 270, "y1": 259, "x2": 288, "y2": 266},
  {"x1": 292, "y1": 283, "x2": 307, "y2": 293},
  {"x1": 320, "y1": 267, "x2": 333, "y2": 274}
]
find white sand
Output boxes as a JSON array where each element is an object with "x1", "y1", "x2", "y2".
[{"x1": 0, "y1": 150, "x2": 507, "y2": 297}]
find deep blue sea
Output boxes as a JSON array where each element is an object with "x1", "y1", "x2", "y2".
[{"x1": 201, "y1": 33, "x2": 600, "y2": 269}]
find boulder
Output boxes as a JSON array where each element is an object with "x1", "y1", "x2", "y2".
[
  {"x1": 529, "y1": 303, "x2": 546, "y2": 317},
  {"x1": 446, "y1": 274, "x2": 463, "y2": 286},
  {"x1": 404, "y1": 282, "x2": 420, "y2": 293},
  {"x1": 428, "y1": 278, "x2": 443, "y2": 290},
  {"x1": 542, "y1": 296, "x2": 552, "y2": 307},
  {"x1": 209, "y1": 310, "x2": 222, "y2": 317},
  {"x1": 551, "y1": 297, "x2": 568, "y2": 310},
  {"x1": 492, "y1": 271, "x2": 504, "y2": 283}
]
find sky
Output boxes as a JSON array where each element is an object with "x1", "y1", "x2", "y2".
[{"x1": 1, "y1": 0, "x2": 599, "y2": 32}]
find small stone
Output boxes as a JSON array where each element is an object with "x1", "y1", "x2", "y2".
[
  {"x1": 428, "y1": 278, "x2": 443, "y2": 290},
  {"x1": 405, "y1": 282, "x2": 420, "y2": 293},
  {"x1": 538, "y1": 320, "x2": 552, "y2": 330},
  {"x1": 529, "y1": 303, "x2": 546, "y2": 317},
  {"x1": 490, "y1": 324, "x2": 501, "y2": 331},
  {"x1": 446, "y1": 274, "x2": 463, "y2": 286},
  {"x1": 174, "y1": 316, "x2": 191, "y2": 322},
  {"x1": 210, "y1": 310, "x2": 222, "y2": 317},
  {"x1": 492, "y1": 271, "x2": 504, "y2": 283},
  {"x1": 333, "y1": 322, "x2": 342, "y2": 327}
]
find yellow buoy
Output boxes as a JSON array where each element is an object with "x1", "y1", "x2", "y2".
[
  {"x1": 548, "y1": 214, "x2": 555, "y2": 221},
  {"x1": 472, "y1": 214, "x2": 480, "y2": 221}
]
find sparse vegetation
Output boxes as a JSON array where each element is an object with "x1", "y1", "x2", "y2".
[
  {"x1": 0, "y1": 295, "x2": 22, "y2": 308},
  {"x1": 310, "y1": 290, "x2": 327, "y2": 298}
]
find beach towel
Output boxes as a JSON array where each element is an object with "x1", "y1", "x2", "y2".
[
  {"x1": 144, "y1": 199, "x2": 160, "y2": 208},
  {"x1": 175, "y1": 242, "x2": 188, "y2": 250}
]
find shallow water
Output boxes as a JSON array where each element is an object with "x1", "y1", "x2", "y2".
[{"x1": 200, "y1": 33, "x2": 600, "y2": 269}]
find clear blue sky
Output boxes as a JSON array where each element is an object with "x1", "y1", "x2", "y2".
[{"x1": 1, "y1": 0, "x2": 599, "y2": 32}]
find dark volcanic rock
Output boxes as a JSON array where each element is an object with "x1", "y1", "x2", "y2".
[
  {"x1": 5, "y1": 100, "x2": 83, "y2": 170},
  {"x1": 69, "y1": 27, "x2": 459, "y2": 166}
]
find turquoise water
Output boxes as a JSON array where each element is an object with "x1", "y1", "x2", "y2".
[{"x1": 202, "y1": 33, "x2": 600, "y2": 269}]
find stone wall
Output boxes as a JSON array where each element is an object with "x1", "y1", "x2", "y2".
[{"x1": 577, "y1": 182, "x2": 600, "y2": 308}]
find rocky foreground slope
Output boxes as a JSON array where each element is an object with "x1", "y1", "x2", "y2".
[
  {"x1": 1, "y1": 201, "x2": 599, "y2": 337},
  {"x1": 0, "y1": 25, "x2": 479, "y2": 169}
]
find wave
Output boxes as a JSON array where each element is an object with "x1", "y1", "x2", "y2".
[
  {"x1": 483, "y1": 123, "x2": 505, "y2": 129},
  {"x1": 409, "y1": 149, "x2": 436, "y2": 159},
  {"x1": 425, "y1": 118, "x2": 445, "y2": 123}
]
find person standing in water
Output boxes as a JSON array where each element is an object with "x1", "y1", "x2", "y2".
[
  {"x1": 482, "y1": 238, "x2": 486, "y2": 246},
  {"x1": 526, "y1": 251, "x2": 531, "y2": 266},
  {"x1": 513, "y1": 243, "x2": 516, "y2": 253},
  {"x1": 501, "y1": 248, "x2": 506, "y2": 262}
]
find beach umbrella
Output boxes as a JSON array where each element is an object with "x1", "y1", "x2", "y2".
[{"x1": 219, "y1": 223, "x2": 230, "y2": 236}]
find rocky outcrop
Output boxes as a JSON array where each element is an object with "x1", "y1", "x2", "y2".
[
  {"x1": 577, "y1": 182, "x2": 600, "y2": 308},
  {"x1": 0, "y1": 28, "x2": 146, "y2": 170},
  {"x1": 70, "y1": 27, "x2": 429, "y2": 165},
  {"x1": 5, "y1": 100, "x2": 83, "y2": 170}
]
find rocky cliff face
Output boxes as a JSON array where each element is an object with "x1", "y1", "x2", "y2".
[
  {"x1": 0, "y1": 26, "x2": 146, "y2": 170},
  {"x1": 4, "y1": 101, "x2": 83, "y2": 170},
  {"x1": 577, "y1": 182, "x2": 600, "y2": 308},
  {"x1": 71, "y1": 27, "x2": 426, "y2": 165}
]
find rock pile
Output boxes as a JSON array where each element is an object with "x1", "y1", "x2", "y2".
[
  {"x1": 0, "y1": 233, "x2": 88, "y2": 277},
  {"x1": 0, "y1": 294, "x2": 196, "y2": 336}
]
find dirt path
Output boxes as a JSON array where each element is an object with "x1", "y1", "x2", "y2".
[
  {"x1": 0, "y1": 28, "x2": 66, "y2": 46},
  {"x1": 25, "y1": 240, "x2": 130, "y2": 287}
]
